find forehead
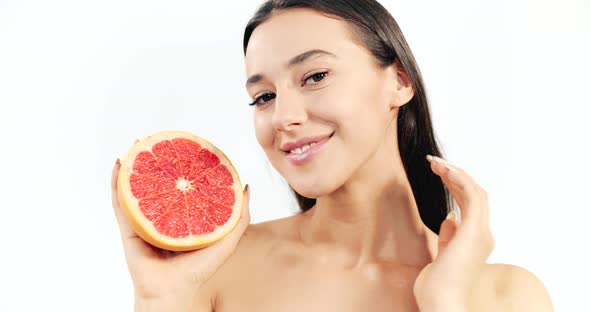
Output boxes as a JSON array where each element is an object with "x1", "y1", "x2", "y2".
[{"x1": 245, "y1": 8, "x2": 359, "y2": 76}]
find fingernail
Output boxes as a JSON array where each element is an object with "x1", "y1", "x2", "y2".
[
  {"x1": 428, "y1": 155, "x2": 457, "y2": 172},
  {"x1": 116, "y1": 158, "x2": 120, "y2": 166},
  {"x1": 244, "y1": 184, "x2": 249, "y2": 193},
  {"x1": 427, "y1": 154, "x2": 447, "y2": 164},
  {"x1": 446, "y1": 210, "x2": 457, "y2": 222}
]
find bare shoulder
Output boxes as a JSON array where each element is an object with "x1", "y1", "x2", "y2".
[
  {"x1": 235, "y1": 213, "x2": 302, "y2": 256},
  {"x1": 475, "y1": 263, "x2": 554, "y2": 312},
  {"x1": 202, "y1": 214, "x2": 302, "y2": 306}
]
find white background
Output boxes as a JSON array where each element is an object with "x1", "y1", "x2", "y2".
[{"x1": 0, "y1": 0, "x2": 588, "y2": 310}]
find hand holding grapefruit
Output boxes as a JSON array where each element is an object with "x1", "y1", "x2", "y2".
[{"x1": 110, "y1": 130, "x2": 251, "y2": 303}]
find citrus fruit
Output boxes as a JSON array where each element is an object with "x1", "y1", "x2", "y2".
[{"x1": 117, "y1": 130, "x2": 243, "y2": 251}]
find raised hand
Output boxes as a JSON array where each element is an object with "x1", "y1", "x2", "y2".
[
  {"x1": 111, "y1": 158, "x2": 251, "y2": 308},
  {"x1": 413, "y1": 155, "x2": 495, "y2": 311}
]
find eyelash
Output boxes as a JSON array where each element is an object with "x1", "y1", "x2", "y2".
[{"x1": 248, "y1": 71, "x2": 329, "y2": 106}]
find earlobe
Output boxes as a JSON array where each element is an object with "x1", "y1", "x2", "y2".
[
  {"x1": 389, "y1": 94, "x2": 403, "y2": 109},
  {"x1": 390, "y1": 94, "x2": 414, "y2": 109},
  {"x1": 390, "y1": 84, "x2": 414, "y2": 109}
]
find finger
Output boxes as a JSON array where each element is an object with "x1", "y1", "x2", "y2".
[
  {"x1": 239, "y1": 184, "x2": 251, "y2": 226},
  {"x1": 436, "y1": 210, "x2": 458, "y2": 260},
  {"x1": 426, "y1": 155, "x2": 487, "y2": 224},
  {"x1": 427, "y1": 155, "x2": 494, "y2": 263},
  {"x1": 111, "y1": 159, "x2": 157, "y2": 257}
]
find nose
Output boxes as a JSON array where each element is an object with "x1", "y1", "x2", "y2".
[{"x1": 271, "y1": 89, "x2": 308, "y2": 132}]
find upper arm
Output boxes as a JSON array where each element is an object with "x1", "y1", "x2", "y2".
[{"x1": 495, "y1": 264, "x2": 554, "y2": 312}]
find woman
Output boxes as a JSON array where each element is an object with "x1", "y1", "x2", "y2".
[{"x1": 111, "y1": 0, "x2": 553, "y2": 311}]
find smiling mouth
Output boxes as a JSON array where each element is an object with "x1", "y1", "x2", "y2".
[{"x1": 281, "y1": 131, "x2": 335, "y2": 155}]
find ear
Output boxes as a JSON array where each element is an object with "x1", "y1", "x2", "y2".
[{"x1": 389, "y1": 59, "x2": 415, "y2": 109}]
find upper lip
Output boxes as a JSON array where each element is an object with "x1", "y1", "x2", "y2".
[{"x1": 280, "y1": 132, "x2": 334, "y2": 152}]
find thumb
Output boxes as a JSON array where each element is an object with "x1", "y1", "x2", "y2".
[{"x1": 437, "y1": 210, "x2": 458, "y2": 259}]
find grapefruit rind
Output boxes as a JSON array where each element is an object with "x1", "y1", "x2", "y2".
[{"x1": 117, "y1": 130, "x2": 243, "y2": 251}]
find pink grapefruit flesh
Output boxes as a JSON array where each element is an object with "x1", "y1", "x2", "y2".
[{"x1": 117, "y1": 130, "x2": 243, "y2": 251}]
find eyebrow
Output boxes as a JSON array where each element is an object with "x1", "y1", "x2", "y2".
[{"x1": 245, "y1": 49, "x2": 336, "y2": 87}]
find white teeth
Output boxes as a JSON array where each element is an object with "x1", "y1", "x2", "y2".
[{"x1": 290, "y1": 143, "x2": 313, "y2": 154}]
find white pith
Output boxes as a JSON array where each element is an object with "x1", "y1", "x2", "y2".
[{"x1": 175, "y1": 177, "x2": 193, "y2": 193}]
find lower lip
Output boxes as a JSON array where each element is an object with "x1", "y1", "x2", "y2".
[{"x1": 285, "y1": 133, "x2": 333, "y2": 166}]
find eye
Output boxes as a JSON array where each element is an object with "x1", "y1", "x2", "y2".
[
  {"x1": 248, "y1": 92, "x2": 276, "y2": 106},
  {"x1": 302, "y1": 71, "x2": 328, "y2": 86},
  {"x1": 247, "y1": 71, "x2": 329, "y2": 107}
]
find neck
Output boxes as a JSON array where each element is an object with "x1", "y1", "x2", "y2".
[{"x1": 297, "y1": 130, "x2": 438, "y2": 269}]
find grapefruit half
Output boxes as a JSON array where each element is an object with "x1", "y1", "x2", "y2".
[{"x1": 117, "y1": 130, "x2": 243, "y2": 251}]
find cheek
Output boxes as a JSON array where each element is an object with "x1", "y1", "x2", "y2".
[
  {"x1": 253, "y1": 112, "x2": 274, "y2": 149},
  {"x1": 337, "y1": 86, "x2": 389, "y2": 146}
]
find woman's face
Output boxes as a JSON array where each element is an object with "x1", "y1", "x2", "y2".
[{"x1": 245, "y1": 8, "x2": 408, "y2": 198}]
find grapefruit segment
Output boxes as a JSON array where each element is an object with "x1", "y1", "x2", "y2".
[
  {"x1": 171, "y1": 138, "x2": 202, "y2": 178},
  {"x1": 206, "y1": 165, "x2": 234, "y2": 187},
  {"x1": 129, "y1": 173, "x2": 176, "y2": 199},
  {"x1": 117, "y1": 130, "x2": 243, "y2": 251},
  {"x1": 138, "y1": 191, "x2": 176, "y2": 221}
]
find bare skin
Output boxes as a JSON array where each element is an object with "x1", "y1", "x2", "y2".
[
  {"x1": 111, "y1": 7, "x2": 553, "y2": 312},
  {"x1": 203, "y1": 217, "x2": 503, "y2": 312},
  {"x1": 244, "y1": 8, "x2": 436, "y2": 272},
  {"x1": 205, "y1": 8, "x2": 500, "y2": 312}
]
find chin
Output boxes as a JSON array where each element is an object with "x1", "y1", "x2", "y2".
[
  {"x1": 288, "y1": 178, "x2": 338, "y2": 199},
  {"x1": 292, "y1": 188, "x2": 323, "y2": 199}
]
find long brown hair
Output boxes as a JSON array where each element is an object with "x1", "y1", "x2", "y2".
[{"x1": 243, "y1": 0, "x2": 451, "y2": 234}]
